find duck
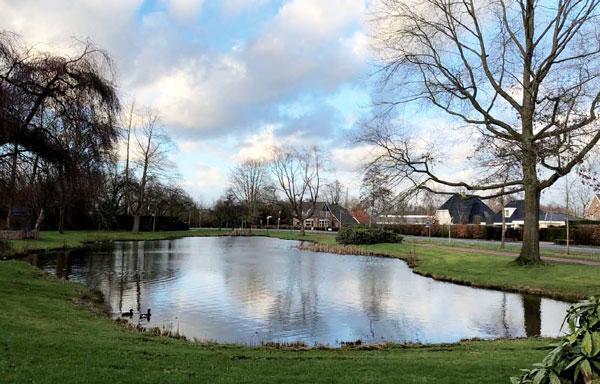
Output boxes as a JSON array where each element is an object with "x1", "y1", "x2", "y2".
[
  {"x1": 140, "y1": 308, "x2": 151, "y2": 320},
  {"x1": 121, "y1": 309, "x2": 134, "y2": 317}
]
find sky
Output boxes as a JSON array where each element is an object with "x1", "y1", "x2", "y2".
[
  {"x1": 0, "y1": 0, "x2": 376, "y2": 204},
  {"x1": 0, "y1": 0, "x2": 571, "y2": 206}
]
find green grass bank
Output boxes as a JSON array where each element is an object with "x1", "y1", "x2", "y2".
[{"x1": 0, "y1": 260, "x2": 554, "y2": 383}]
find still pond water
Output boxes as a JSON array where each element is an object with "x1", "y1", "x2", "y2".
[{"x1": 27, "y1": 236, "x2": 571, "y2": 345}]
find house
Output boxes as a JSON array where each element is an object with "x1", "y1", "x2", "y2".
[
  {"x1": 435, "y1": 194, "x2": 495, "y2": 225},
  {"x1": 293, "y1": 202, "x2": 358, "y2": 229},
  {"x1": 374, "y1": 215, "x2": 430, "y2": 225},
  {"x1": 351, "y1": 210, "x2": 372, "y2": 225},
  {"x1": 584, "y1": 194, "x2": 600, "y2": 221},
  {"x1": 492, "y1": 200, "x2": 574, "y2": 228}
]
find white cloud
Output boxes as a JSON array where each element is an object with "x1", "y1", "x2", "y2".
[
  {"x1": 231, "y1": 124, "x2": 304, "y2": 163},
  {"x1": 331, "y1": 145, "x2": 372, "y2": 173},
  {"x1": 163, "y1": 0, "x2": 204, "y2": 24},
  {"x1": 182, "y1": 166, "x2": 227, "y2": 201}
]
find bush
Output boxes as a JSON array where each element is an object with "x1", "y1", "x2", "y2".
[
  {"x1": 512, "y1": 297, "x2": 600, "y2": 384},
  {"x1": 336, "y1": 225, "x2": 403, "y2": 245}
]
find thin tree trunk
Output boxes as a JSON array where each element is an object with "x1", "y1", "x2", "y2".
[
  {"x1": 58, "y1": 170, "x2": 67, "y2": 234},
  {"x1": 34, "y1": 208, "x2": 44, "y2": 231},
  {"x1": 58, "y1": 205, "x2": 65, "y2": 234},
  {"x1": 501, "y1": 198, "x2": 506, "y2": 249},
  {"x1": 5, "y1": 143, "x2": 18, "y2": 230}
]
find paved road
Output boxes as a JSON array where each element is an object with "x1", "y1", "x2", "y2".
[{"x1": 403, "y1": 235, "x2": 600, "y2": 254}]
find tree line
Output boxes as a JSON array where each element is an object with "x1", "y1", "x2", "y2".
[{"x1": 0, "y1": 32, "x2": 196, "y2": 233}]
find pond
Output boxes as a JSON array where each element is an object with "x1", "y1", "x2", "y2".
[{"x1": 25, "y1": 236, "x2": 571, "y2": 346}]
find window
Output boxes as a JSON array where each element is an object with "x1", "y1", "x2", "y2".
[
  {"x1": 319, "y1": 219, "x2": 329, "y2": 227},
  {"x1": 304, "y1": 219, "x2": 314, "y2": 227}
]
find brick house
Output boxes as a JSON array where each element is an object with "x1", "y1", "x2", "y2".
[
  {"x1": 293, "y1": 202, "x2": 358, "y2": 229},
  {"x1": 584, "y1": 194, "x2": 600, "y2": 221}
]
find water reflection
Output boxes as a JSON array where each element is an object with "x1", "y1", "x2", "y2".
[{"x1": 25, "y1": 236, "x2": 571, "y2": 345}]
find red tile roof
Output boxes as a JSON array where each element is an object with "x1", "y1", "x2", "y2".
[{"x1": 351, "y1": 210, "x2": 371, "y2": 225}]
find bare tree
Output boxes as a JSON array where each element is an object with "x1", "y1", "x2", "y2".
[
  {"x1": 122, "y1": 100, "x2": 136, "y2": 216},
  {"x1": 127, "y1": 108, "x2": 172, "y2": 233},
  {"x1": 360, "y1": 165, "x2": 392, "y2": 227},
  {"x1": 324, "y1": 179, "x2": 344, "y2": 205},
  {"x1": 229, "y1": 159, "x2": 267, "y2": 225},
  {"x1": 270, "y1": 146, "x2": 322, "y2": 236},
  {"x1": 368, "y1": 0, "x2": 600, "y2": 263}
]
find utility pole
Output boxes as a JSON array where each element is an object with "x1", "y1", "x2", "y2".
[{"x1": 566, "y1": 177, "x2": 571, "y2": 255}]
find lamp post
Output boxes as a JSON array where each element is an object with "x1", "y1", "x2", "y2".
[
  {"x1": 266, "y1": 216, "x2": 272, "y2": 231},
  {"x1": 277, "y1": 211, "x2": 281, "y2": 230}
]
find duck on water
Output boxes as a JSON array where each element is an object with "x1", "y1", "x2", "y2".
[{"x1": 121, "y1": 309, "x2": 151, "y2": 320}]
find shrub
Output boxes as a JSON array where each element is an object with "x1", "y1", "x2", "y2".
[
  {"x1": 512, "y1": 297, "x2": 600, "y2": 384},
  {"x1": 575, "y1": 226, "x2": 595, "y2": 246},
  {"x1": 336, "y1": 225, "x2": 403, "y2": 245}
]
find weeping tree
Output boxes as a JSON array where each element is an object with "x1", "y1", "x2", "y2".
[
  {"x1": 367, "y1": 0, "x2": 600, "y2": 264},
  {"x1": 0, "y1": 32, "x2": 119, "y2": 230}
]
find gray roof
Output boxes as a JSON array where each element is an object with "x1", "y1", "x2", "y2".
[
  {"x1": 299, "y1": 202, "x2": 358, "y2": 225},
  {"x1": 437, "y1": 194, "x2": 495, "y2": 224},
  {"x1": 328, "y1": 204, "x2": 359, "y2": 225},
  {"x1": 492, "y1": 200, "x2": 577, "y2": 223}
]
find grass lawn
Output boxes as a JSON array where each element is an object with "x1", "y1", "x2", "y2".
[
  {"x1": 3, "y1": 229, "x2": 228, "y2": 256},
  {"x1": 0, "y1": 260, "x2": 554, "y2": 383},
  {"x1": 404, "y1": 236, "x2": 600, "y2": 263}
]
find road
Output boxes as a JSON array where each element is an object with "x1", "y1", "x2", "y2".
[{"x1": 402, "y1": 235, "x2": 600, "y2": 254}]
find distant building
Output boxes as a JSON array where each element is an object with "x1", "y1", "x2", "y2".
[
  {"x1": 584, "y1": 194, "x2": 600, "y2": 221},
  {"x1": 351, "y1": 210, "x2": 372, "y2": 225},
  {"x1": 435, "y1": 194, "x2": 495, "y2": 225},
  {"x1": 374, "y1": 214, "x2": 430, "y2": 225},
  {"x1": 492, "y1": 200, "x2": 574, "y2": 228},
  {"x1": 293, "y1": 202, "x2": 358, "y2": 229}
]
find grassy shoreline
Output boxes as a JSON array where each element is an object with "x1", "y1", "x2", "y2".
[
  {"x1": 0, "y1": 260, "x2": 557, "y2": 383},
  {"x1": 4, "y1": 229, "x2": 600, "y2": 301}
]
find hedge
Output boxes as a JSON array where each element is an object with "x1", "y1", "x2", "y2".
[
  {"x1": 336, "y1": 226, "x2": 403, "y2": 245},
  {"x1": 379, "y1": 223, "x2": 600, "y2": 246}
]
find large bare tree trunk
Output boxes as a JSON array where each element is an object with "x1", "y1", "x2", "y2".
[
  {"x1": 132, "y1": 214, "x2": 141, "y2": 234},
  {"x1": 517, "y1": 165, "x2": 541, "y2": 264}
]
